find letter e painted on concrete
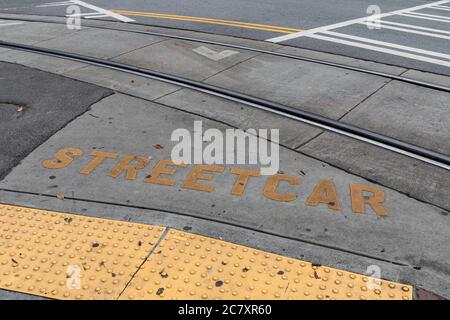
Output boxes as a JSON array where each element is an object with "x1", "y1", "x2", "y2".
[
  {"x1": 144, "y1": 160, "x2": 187, "y2": 186},
  {"x1": 181, "y1": 164, "x2": 225, "y2": 192}
]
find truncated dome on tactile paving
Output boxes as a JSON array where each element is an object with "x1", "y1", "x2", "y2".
[{"x1": 120, "y1": 230, "x2": 412, "y2": 300}]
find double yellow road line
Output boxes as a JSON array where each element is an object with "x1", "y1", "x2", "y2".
[{"x1": 113, "y1": 10, "x2": 303, "y2": 34}]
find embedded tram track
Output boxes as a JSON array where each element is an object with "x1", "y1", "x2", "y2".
[
  {"x1": 1, "y1": 15, "x2": 450, "y2": 93},
  {"x1": 0, "y1": 39, "x2": 449, "y2": 172}
]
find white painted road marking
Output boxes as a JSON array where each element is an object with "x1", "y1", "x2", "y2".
[
  {"x1": 266, "y1": 0, "x2": 450, "y2": 42},
  {"x1": 308, "y1": 33, "x2": 450, "y2": 68},
  {"x1": 322, "y1": 31, "x2": 450, "y2": 60},
  {"x1": 193, "y1": 46, "x2": 239, "y2": 61},
  {"x1": 70, "y1": 0, "x2": 134, "y2": 22},
  {"x1": 370, "y1": 20, "x2": 450, "y2": 35},
  {"x1": 358, "y1": 22, "x2": 450, "y2": 40},
  {"x1": 66, "y1": 12, "x2": 109, "y2": 19},
  {"x1": 431, "y1": 5, "x2": 450, "y2": 11},
  {"x1": 266, "y1": 0, "x2": 450, "y2": 68},
  {"x1": 404, "y1": 11, "x2": 450, "y2": 21},
  {"x1": 37, "y1": 0, "x2": 135, "y2": 22},
  {"x1": 398, "y1": 12, "x2": 450, "y2": 23}
]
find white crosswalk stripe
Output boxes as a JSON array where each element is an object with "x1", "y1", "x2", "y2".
[
  {"x1": 370, "y1": 20, "x2": 450, "y2": 35},
  {"x1": 266, "y1": 0, "x2": 450, "y2": 68},
  {"x1": 430, "y1": 5, "x2": 450, "y2": 11},
  {"x1": 308, "y1": 33, "x2": 450, "y2": 67},
  {"x1": 405, "y1": 11, "x2": 450, "y2": 21},
  {"x1": 322, "y1": 31, "x2": 450, "y2": 60},
  {"x1": 398, "y1": 12, "x2": 450, "y2": 23},
  {"x1": 358, "y1": 21, "x2": 450, "y2": 40}
]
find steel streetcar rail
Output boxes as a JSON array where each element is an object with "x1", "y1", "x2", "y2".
[
  {"x1": 0, "y1": 40, "x2": 449, "y2": 171},
  {"x1": 0, "y1": 15, "x2": 450, "y2": 93}
]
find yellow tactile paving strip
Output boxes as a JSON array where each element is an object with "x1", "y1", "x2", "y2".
[
  {"x1": 122, "y1": 230, "x2": 412, "y2": 300},
  {"x1": 0, "y1": 203, "x2": 165, "y2": 300},
  {"x1": 0, "y1": 204, "x2": 413, "y2": 300}
]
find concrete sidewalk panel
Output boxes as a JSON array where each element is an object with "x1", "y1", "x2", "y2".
[
  {"x1": 0, "y1": 192, "x2": 448, "y2": 298},
  {"x1": 0, "y1": 190, "x2": 408, "y2": 288},
  {"x1": 155, "y1": 88, "x2": 322, "y2": 149},
  {"x1": 113, "y1": 39, "x2": 259, "y2": 81},
  {"x1": 1, "y1": 93, "x2": 448, "y2": 287},
  {"x1": 341, "y1": 80, "x2": 450, "y2": 154},
  {"x1": 0, "y1": 21, "x2": 75, "y2": 45},
  {"x1": 402, "y1": 69, "x2": 450, "y2": 88},
  {"x1": 0, "y1": 49, "x2": 87, "y2": 75},
  {"x1": 38, "y1": 27, "x2": 166, "y2": 59},
  {"x1": 64, "y1": 65, "x2": 181, "y2": 101},
  {"x1": 0, "y1": 14, "x2": 68, "y2": 24},
  {"x1": 205, "y1": 54, "x2": 391, "y2": 119}
]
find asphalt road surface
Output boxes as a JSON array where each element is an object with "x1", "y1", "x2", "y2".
[{"x1": 1, "y1": 0, "x2": 450, "y2": 75}]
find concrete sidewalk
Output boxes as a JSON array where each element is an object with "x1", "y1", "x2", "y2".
[{"x1": 0, "y1": 14, "x2": 448, "y2": 300}]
